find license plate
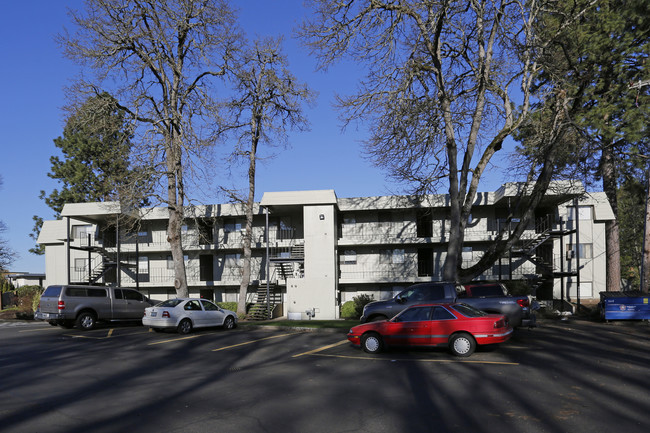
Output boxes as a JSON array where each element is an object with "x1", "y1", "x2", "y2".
[{"x1": 150, "y1": 312, "x2": 157, "y2": 317}]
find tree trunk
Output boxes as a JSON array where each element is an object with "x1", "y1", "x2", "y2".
[
  {"x1": 602, "y1": 144, "x2": 621, "y2": 292},
  {"x1": 237, "y1": 119, "x2": 260, "y2": 316},
  {"x1": 642, "y1": 172, "x2": 650, "y2": 292},
  {"x1": 167, "y1": 132, "x2": 188, "y2": 298}
]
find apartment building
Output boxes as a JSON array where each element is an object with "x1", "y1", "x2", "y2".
[{"x1": 37, "y1": 182, "x2": 613, "y2": 319}]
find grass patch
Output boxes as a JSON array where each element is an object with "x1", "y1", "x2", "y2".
[{"x1": 239, "y1": 319, "x2": 357, "y2": 329}]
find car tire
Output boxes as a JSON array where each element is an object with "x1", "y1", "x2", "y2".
[
  {"x1": 76, "y1": 312, "x2": 97, "y2": 331},
  {"x1": 177, "y1": 319, "x2": 192, "y2": 335},
  {"x1": 223, "y1": 316, "x2": 236, "y2": 330},
  {"x1": 361, "y1": 332, "x2": 383, "y2": 354},
  {"x1": 449, "y1": 332, "x2": 476, "y2": 357}
]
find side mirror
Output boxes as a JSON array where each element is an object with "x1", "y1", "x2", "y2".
[{"x1": 396, "y1": 294, "x2": 406, "y2": 304}]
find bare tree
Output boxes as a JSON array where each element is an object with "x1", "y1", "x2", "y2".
[
  {"x1": 0, "y1": 176, "x2": 16, "y2": 271},
  {"x1": 300, "y1": 0, "x2": 592, "y2": 281},
  {"x1": 223, "y1": 37, "x2": 315, "y2": 316},
  {"x1": 59, "y1": 0, "x2": 243, "y2": 296}
]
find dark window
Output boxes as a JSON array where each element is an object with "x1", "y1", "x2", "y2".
[
  {"x1": 87, "y1": 288, "x2": 107, "y2": 297},
  {"x1": 432, "y1": 307, "x2": 455, "y2": 320},
  {"x1": 198, "y1": 220, "x2": 214, "y2": 245},
  {"x1": 416, "y1": 285, "x2": 445, "y2": 301},
  {"x1": 42, "y1": 286, "x2": 62, "y2": 297},
  {"x1": 452, "y1": 304, "x2": 488, "y2": 318},
  {"x1": 66, "y1": 287, "x2": 87, "y2": 297},
  {"x1": 200, "y1": 255, "x2": 214, "y2": 281},
  {"x1": 416, "y1": 210, "x2": 433, "y2": 237},
  {"x1": 114, "y1": 289, "x2": 124, "y2": 300},
  {"x1": 201, "y1": 300, "x2": 219, "y2": 311},
  {"x1": 159, "y1": 299, "x2": 183, "y2": 308},
  {"x1": 184, "y1": 300, "x2": 202, "y2": 311},
  {"x1": 396, "y1": 307, "x2": 432, "y2": 322},
  {"x1": 418, "y1": 249, "x2": 433, "y2": 277},
  {"x1": 465, "y1": 284, "x2": 504, "y2": 297},
  {"x1": 123, "y1": 290, "x2": 144, "y2": 301}
]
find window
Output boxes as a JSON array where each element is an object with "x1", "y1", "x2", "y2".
[
  {"x1": 87, "y1": 288, "x2": 107, "y2": 297},
  {"x1": 396, "y1": 307, "x2": 431, "y2": 322},
  {"x1": 201, "y1": 300, "x2": 219, "y2": 311},
  {"x1": 224, "y1": 220, "x2": 242, "y2": 232},
  {"x1": 184, "y1": 300, "x2": 202, "y2": 311},
  {"x1": 74, "y1": 258, "x2": 88, "y2": 272},
  {"x1": 392, "y1": 249, "x2": 405, "y2": 264},
  {"x1": 200, "y1": 255, "x2": 214, "y2": 281},
  {"x1": 138, "y1": 256, "x2": 149, "y2": 274},
  {"x1": 123, "y1": 290, "x2": 144, "y2": 301},
  {"x1": 568, "y1": 206, "x2": 592, "y2": 221},
  {"x1": 71, "y1": 224, "x2": 93, "y2": 239},
  {"x1": 341, "y1": 250, "x2": 357, "y2": 265},
  {"x1": 567, "y1": 244, "x2": 592, "y2": 259},
  {"x1": 432, "y1": 307, "x2": 455, "y2": 320},
  {"x1": 225, "y1": 253, "x2": 241, "y2": 267}
]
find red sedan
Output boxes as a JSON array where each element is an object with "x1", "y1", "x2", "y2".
[{"x1": 347, "y1": 303, "x2": 513, "y2": 357}]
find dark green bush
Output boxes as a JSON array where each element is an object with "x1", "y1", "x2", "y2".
[{"x1": 352, "y1": 294, "x2": 375, "y2": 319}]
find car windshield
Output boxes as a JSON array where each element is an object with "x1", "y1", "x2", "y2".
[
  {"x1": 452, "y1": 303, "x2": 488, "y2": 318},
  {"x1": 156, "y1": 299, "x2": 184, "y2": 308}
]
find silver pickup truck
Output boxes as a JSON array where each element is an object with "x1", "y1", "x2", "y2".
[{"x1": 35, "y1": 285, "x2": 157, "y2": 330}]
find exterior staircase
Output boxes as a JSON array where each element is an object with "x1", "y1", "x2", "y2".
[{"x1": 247, "y1": 283, "x2": 282, "y2": 320}]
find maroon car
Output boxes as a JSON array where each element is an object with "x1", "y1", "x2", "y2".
[{"x1": 348, "y1": 302, "x2": 513, "y2": 357}]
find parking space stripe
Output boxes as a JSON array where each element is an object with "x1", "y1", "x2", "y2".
[
  {"x1": 18, "y1": 327, "x2": 60, "y2": 333},
  {"x1": 212, "y1": 333, "x2": 298, "y2": 351},
  {"x1": 292, "y1": 339, "x2": 350, "y2": 358},
  {"x1": 309, "y1": 353, "x2": 520, "y2": 365},
  {"x1": 148, "y1": 335, "x2": 201, "y2": 345}
]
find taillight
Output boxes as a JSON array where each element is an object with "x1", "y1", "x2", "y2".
[
  {"x1": 517, "y1": 298, "x2": 530, "y2": 308},
  {"x1": 162, "y1": 311, "x2": 170, "y2": 318},
  {"x1": 58, "y1": 300, "x2": 65, "y2": 310}
]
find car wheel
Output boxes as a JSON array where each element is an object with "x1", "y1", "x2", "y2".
[
  {"x1": 361, "y1": 332, "x2": 383, "y2": 354},
  {"x1": 223, "y1": 316, "x2": 236, "y2": 330},
  {"x1": 449, "y1": 332, "x2": 476, "y2": 357},
  {"x1": 76, "y1": 312, "x2": 97, "y2": 331},
  {"x1": 177, "y1": 319, "x2": 192, "y2": 335}
]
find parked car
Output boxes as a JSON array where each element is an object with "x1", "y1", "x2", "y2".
[
  {"x1": 360, "y1": 281, "x2": 536, "y2": 327},
  {"x1": 142, "y1": 298, "x2": 238, "y2": 334},
  {"x1": 35, "y1": 285, "x2": 157, "y2": 330},
  {"x1": 349, "y1": 302, "x2": 513, "y2": 357}
]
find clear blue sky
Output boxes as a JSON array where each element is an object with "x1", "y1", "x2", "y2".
[{"x1": 0, "y1": 0, "x2": 507, "y2": 274}]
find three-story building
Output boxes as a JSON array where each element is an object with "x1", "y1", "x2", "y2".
[{"x1": 37, "y1": 182, "x2": 613, "y2": 319}]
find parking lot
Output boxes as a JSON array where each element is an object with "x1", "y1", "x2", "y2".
[{"x1": 1, "y1": 318, "x2": 649, "y2": 433}]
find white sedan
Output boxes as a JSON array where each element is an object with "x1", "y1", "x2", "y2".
[{"x1": 143, "y1": 298, "x2": 238, "y2": 334}]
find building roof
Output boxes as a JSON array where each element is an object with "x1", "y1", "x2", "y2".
[{"x1": 260, "y1": 190, "x2": 338, "y2": 207}]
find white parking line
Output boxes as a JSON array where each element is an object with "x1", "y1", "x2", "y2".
[
  {"x1": 212, "y1": 333, "x2": 298, "y2": 351},
  {"x1": 293, "y1": 339, "x2": 350, "y2": 358}
]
